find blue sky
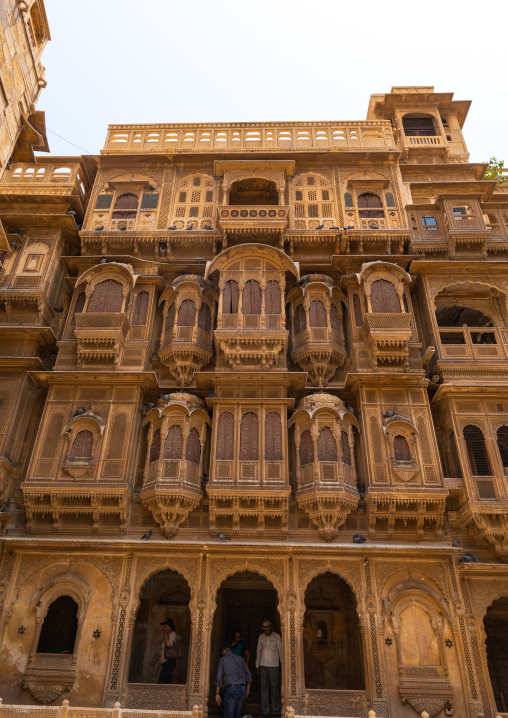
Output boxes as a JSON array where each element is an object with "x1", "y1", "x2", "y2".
[{"x1": 37, "y1": 0, "x2": 506, "y2": 163}]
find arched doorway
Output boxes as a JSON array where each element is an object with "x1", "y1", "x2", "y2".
[
  {"x1": 303, "y1": 572, "x2": 364, "y2": 690},
  {"x1": 210, "y1": 571, "x2": 280, "y2": 713},
  {"x1": 485, "y1": 597, "x2": 508, "y2": 712},
  {"x1": 229, "y1": 178, "x2": 278, "y2": 205},
  {"x1": 128, "y1": 569, "x2": 191, "y2": 685}
]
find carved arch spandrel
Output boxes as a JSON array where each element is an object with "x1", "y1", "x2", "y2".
[
  {"x1": 466, "y1": 576, "x2": 508, "y2": 626},
  {"x1": 131, "y1": 556, "x2": 200, "y2": 618},
  {"x1": 296, "y1": 559, "x2": 364, "y2": 620}
]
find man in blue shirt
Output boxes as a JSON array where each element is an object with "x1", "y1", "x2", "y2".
[{"x1": 215, "y1": 642, "x2": 252, "y2": 718}]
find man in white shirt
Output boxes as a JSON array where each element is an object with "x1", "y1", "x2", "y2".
[{"x1": 256, "y1": 619, "x2": 282, "y2": 718}]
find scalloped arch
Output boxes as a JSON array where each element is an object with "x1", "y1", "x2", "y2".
[{"x1": 205, "y1": 244, "x2": 299, "y2": 280}]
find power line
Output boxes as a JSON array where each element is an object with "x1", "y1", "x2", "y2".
[{"x1": 46, "y1": 127, "x2": 93, "y2": 155}]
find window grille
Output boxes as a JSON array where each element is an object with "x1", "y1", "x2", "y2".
[
  {"x1": 243, "y1": 280, "x2": 262, "y2": 315},
  {"x1": 164, "y1": 425, "x2": 183, "y2": 460},
  {"x1": 186, "y1": 428, "x2": 201, "y2": 464},
  {"x1": 265, "y1": 280, "x2": 281, "y2": 315},
  {"x1": 496, "y1": 426, "x2": 508, "y2": 469},
  {"x1": 309, "y1": 300, "x2": 327, "y2": 328},
  {"x1": 370, "y1": 279, "x2": 400, "y2": 314},
  {"x1": 216, "y1": 412, "x2": 234, "y2": 461},
  {"x1": 463, "y1": 425, "x2": 491, "y2": 476},
  {"x1": 240, "y1": 412, "x2": 259, "y2": 461},
  {"x1": 353, "y1": 294, "x2": 363, "y2": 327},
  {"x1": 341, "y1": 431, "x2": 352, "y2": 466},
  {"x1": 265, "y1": 412, "x2": 282, "y2": 461},
  {"x1": 87, "y1": 279, "x2": 123, "y2": 313},
  {"x1": 330, "y1": 304, "x2": 341, "y2": 332},
  {"x1": 149, "y1": 428, "x2": 160, "y2": 463},
  {"x1": 299, "y1": 430, "x2": 314, "y2": 466},
  {"x1": 70, "y1": 430, "x2": 93, "y2": 459},
  {"x1": 293, "y1": 174, "x2": 334, "y2": 220},
  {"x1": 394, "y1": 435, "x2": 411, "y2": 462},
  {"x1": 198, "y1": 303, "x2": 211, "y2": 331},
  {"x1": 294, "y1": 304, "x2": 306, "y2": 334},
  {"x1": 70, "y1": 292, "x2": 85, "y2": 326},
  {"x1": 317, "y1": 427, "x2": 337, "y2": 462},
  {"x1": 223, "y1": 280, "x2": 239, "y2": 314},
  {"x1": 132, "y1": 291, "x2": 149, "y2": 326},
  {"x1": 178, "y1": 299, "x2": 196, "y2": 327},
  {"x1": 165, "y1": 303, "x2": 176, "y2": 334}
]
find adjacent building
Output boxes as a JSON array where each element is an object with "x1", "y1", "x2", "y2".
[{"x1": 0, "y1": 85, "x2": 507, "y2": 718}]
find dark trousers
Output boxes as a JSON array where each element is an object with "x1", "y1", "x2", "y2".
[
  {"x1": 223, "y1": 685, "x2": 247, "y2": 718},
  {"x1": 157, "y1": 658, "x2": 176, "y2": 684},
  {"x1": 260, "y1": 665, "x2": 281, "y2": 716}
]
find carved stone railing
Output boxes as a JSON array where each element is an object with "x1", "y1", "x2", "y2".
[
  {"x1": 404, "y1": 135, "x2": 445, "y2": 147},
  {"x1": 0, "y1": 699, "x2": 202, "y2": 718},
  {"x1": 103, "y1": 122, "x2": 395, "y2": 154},
  {"x1": 0, "y1": 160, "x2": 89, "y2": 201},
  {"x1": 218, "y1": 205, "x2": 289, "y2": 233},
  {"x1": 437, "y1": 326, "x2": 508, "y2": 362}
]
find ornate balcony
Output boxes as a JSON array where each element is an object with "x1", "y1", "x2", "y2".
[
  {"x1": 364, "y1": 312, "x2": 412, "y2": 368},
  {"x1": 74, "y1": 312, "x2": 130, "y2": 365}
]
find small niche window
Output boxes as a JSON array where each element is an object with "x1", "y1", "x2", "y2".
[
  {"x1": 140, "y1": 193, "x2": 159, "y2": 210},
  {"x1": 385, "y1": 192, "x2": 396, "y2": 208},
  {"x1": 344, "y1": 192, "x2": 354, "y2": 208},
  {"x1": 95, "y1": 194, "x2": 113, "y2": 210},
  {"x1": 452, "y1": 205, "x2": 473, "y2": 220},
  {"x1": 358, "y1": 193, "x2": 384, "y2": 219},
  {"x1": 37, "y1": 596, "x2": 78, "y2": 654},
  {"x1": 402, "y1": 115, "x2": 437, "y2": 137},
  {"x1": 112, "y1": 193, "x2": 139, "y2": 219}
]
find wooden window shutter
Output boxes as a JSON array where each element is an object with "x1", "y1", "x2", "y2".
[
  {"x1": 353, "y1": 294, "x2": 363, "y2": 327},
  {"x1": 317, "y1": 427, "x2": 337, "y2": 462},
  {"x1": 341, "y1": 431, "x2": 352, "y2": 466},
  {"x1": 358, "y1": 193, "x2": 382, "y2": 209},
  {"x1": 149, "y1": 428, "x2": 160, "y2": 463},
  {"x1": 240, "y1": 412, "x2": 258, "y2": 461},
  {"x1": 114, "y1": 193, "x2": 138, "y2": 210},
  {"x1": 265, "y1": 412, "x2": 282, "y2": 461},
  {"x1": 330, "y1": 304, "x2": 341, "y2": 331},
  {"x1": 70, "y1": 430, "x2": 93, "y2": 458},
  {"x1": 394, "y1": 435, "x2": 411, "y2": 462},
  {"x1": 71, "y1": 292, "x2": 85, "y2": 326},
  {"x1": 186, "y1": 427, "x2": 201, "y2": 464},
  {"x1": 294, "y1": 304, "x2": 306, "y2": 334},
  {"x1": 370, "y1": 279, "x2": 400, "y2": 314},
  {"x1": 299, "y1": 430, "x2": 314, "y2": 466},
  {"x1": 164, "y1": 425, "x2": 183, "y2": 460},
  {"x1": 178, "y1": 299, "x2": 196, "y2": 327},
  {"x1": 309, "y1": 300, "x2": 327, "y2": 327},
  {"x1": 132, "y1": 291, "x2": 149, "y2": 325},
  {"x1": 265, "y1": 281, "x2": 281, "y2": 315},
  {"x1": 198, "y1": 303, "x2": 212, "y2": 331},
  {"x1": 496, "y1": 426, "x2": 508, "y2": 469},
  {"x1": 243, "y1": 280, "x2": 261, "y2": 315},
  {"x1": 216, "y1": 412, "x2": 234, "y2": 461},
  {"x1": 464, "y1": 425, "x2": 491, "y2": 476},
  {"x1": 87, "y1": 279, "x2": 123, "y2": 313},
  {"x1": 223, "y1": 280, "x2": 239, "y2": 314},
  {"x1": 165, "y1": 303, "x2": 176, "y2": 333}
]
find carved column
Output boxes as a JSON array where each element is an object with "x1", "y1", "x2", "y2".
[
  {"x1": 187, "y1": 552, "x2": 209, "y2": 708},
  {"x1": 285, "y1": 555, "x2": 303, "y2": 712}
]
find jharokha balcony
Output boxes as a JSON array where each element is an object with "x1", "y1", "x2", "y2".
[{"x1": 218, "y1": 205, "x2": 290, "y2": 238}]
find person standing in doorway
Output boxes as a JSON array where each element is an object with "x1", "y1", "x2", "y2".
[
  {"x1": 256, "y1": 619, "x2": 282, "y2": 718},
  {"x1": 215, "y1": 642, "x2": 252, "y2": 718},
  {"x1": 154, "y1": 619, "x2": 178, "y2": 684}
]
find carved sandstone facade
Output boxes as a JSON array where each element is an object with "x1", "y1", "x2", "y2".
[{"x1": 0, "y1": 86, "x2": 507, "y2": 718}]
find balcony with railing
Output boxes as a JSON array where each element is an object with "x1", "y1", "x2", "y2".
[
  {"x1": 0, "y1": 159, "x2": 91, "y2": 208},
  {"x1": 434, "y1": 326, "x2": 508, "y2": 363},
  {"x1": 74, "y1": 312, "x2": 130, "y2": 364},
  {"x1": 103, "y1": 121, "x2": 396, "y2": 155}
]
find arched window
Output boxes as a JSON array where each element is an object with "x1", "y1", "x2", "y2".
[
  {"x1": 198, "y1": 303, "x2": 212, "y2": 331},
  {"x1": 330, "y1": 304, "x2": 341, "y2": 332},
  {"x1": 223, "y1": 280, "x2": 239, "y2": 314},
  {"x1": 69, "y1": 430, "x2": 93, "y2": 459},
  {"x1": 265, "y1": 412, "x2": 282, "y2": 461},
  {"x1": 293, "y1": 174, "x2": 333, "y2": 221},
  {"x1": 229, "y1": 178, "x2": 277, "y2": 205},
  {"x1": 70, "y1": 292, "x2": 85, "y2": 326},
  {"x1": 422, "y1": 215, "x2": 438, "y2": 231},
  {"x1": 344, "y1": 192, "x2": 354, "y2": 208},
  {"x1": 216, "y1": 412, "x2": 234, "y2": 461},
  {"x1": 463, "y1": 425, "x2": 491, "y2": 476},
  {"x1": 165, "y1": 303, "x2": 176, "y2": 334},
  {"x1": 164, "y1": 425, "x2": 183, "y2": 460},
  {"x1": 294, "y1": 304, "x2": 307, "y2": 334},
  {"x1": 402, "y1": 115, "x2": 436, "y2": 137},
  {"x1": 265, "y1": 280, "x2": 281, "y2": 315},
  {"x1": 496, "y1": 426, "x2": 508, "y2": 470},
  {"x1": 186, "y1": 428, "x2": 201, "y2": 465},
  {"x1": 87, "y1": 279, "x2": 124, "y2": 313},
  {"x1": 394, "y1": 435, "x2": 411, "y2": 462},
  {"x1": 37, "y1": 596, "x2": 78, "y2": 654},
  {"x1": 341, "y1": 431, "x2": 352, "y2": 466},
  {"x1": 132, "y1": 291, "x2": 149, "y2": 325},
  {"x1": 353, "y1": 294, "x2": 363, "y2": 327},
  {"x1": 299, "y1": 430, "x2": 314, "y2": 466},
  {"x1": 370, "y1": 279, "x2": 400, "y2": 313},
  {"x1": 358, "y1": 193, "x2": 384, "y2": 219},
  {"x1": 309, "y1": 300, "x2": 327, "y2": 327},
  {"x1": 317, "y1": 427, "x2": 337, "y2": 462},
  {"x1": 149, "y1": 428, "x2": 160, "y2": 463},
  {"x1": 240, "y1": 412, "x2": 258, "y2": 461},
  {"x1": 112, "y1": 193, "x2": 139, "y2": 219},
  {"x1": 243, "y1": 280, "x2": 262, "y2": 315},
  {"x1": 178, "y1": 299, "x2": 196, "y2": 327},
  {"x1": 173, "y1": 175, "x2": 215, "y2": 223},
  {"x1": 385, "y1": 192, "x2": 396, "y2": 208}
]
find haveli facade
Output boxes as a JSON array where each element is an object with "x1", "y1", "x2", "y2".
[{"x1": 0, "y1": 85, "x2": 507, "y2": 718}]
